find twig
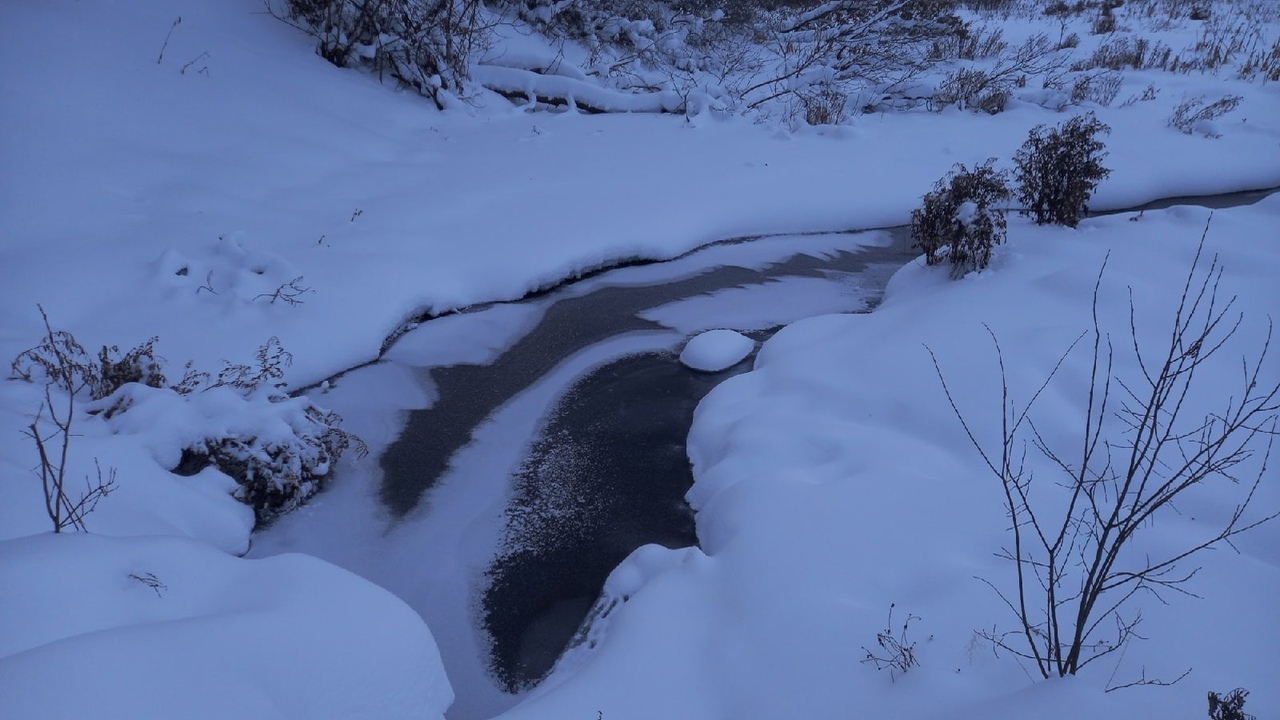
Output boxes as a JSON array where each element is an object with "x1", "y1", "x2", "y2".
[{"x1": 157, "y1": 17, "x2": 182, "y2": 64}]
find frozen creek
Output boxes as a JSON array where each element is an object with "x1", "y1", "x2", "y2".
[{"x1": 251, "y1": 187, "x2": 1276, "y2": 720}]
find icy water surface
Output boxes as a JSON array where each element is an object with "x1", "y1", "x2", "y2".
[
  {"x1": 377, "y1": 227, "x2": 915, "y2": 696},
  {"x1": 265, "y1": 187, "x2": 1277, "y2": 718}
]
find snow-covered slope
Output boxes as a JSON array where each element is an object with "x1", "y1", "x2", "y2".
[
  {"x1": 0, "y1": 533, "x2": 454, "y2": 720},
  {"x1": 501, "y1": 198, "x2": 1280, "y2": 720},
  {"x1": 1, "y1": 0, "x2": 1278, "y2": 718}
]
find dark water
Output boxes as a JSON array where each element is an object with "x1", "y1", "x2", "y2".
[
  {"x1": 1118, "y1": 186, "x2": 1279, "y2": 213},
  {"x1": 372, "y1": 187, "x2": 1278, "y2": 703},
  {"x1": 481, "y1": 351, "x2": 754, "y2": 690},
  {"x1": 378, "y1": 230, "x2": 913, "y2": 516},
  {"x1": 374, "y1": 229, "x2": 913, "y2": 697}
]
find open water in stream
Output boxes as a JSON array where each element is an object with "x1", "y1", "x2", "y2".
[
  {"x1": 378, "y1": 226, "x2": 916, "y2": 694},
  {"x1": 271, "y1": 185, "x2": 1276, "y2": 717}
]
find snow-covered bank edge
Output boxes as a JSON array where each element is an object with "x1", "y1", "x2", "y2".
[
  {"x1": 495, "y1": 197, "x2": 1280, "y2": 720},
  {"x1": 0, "y1": 533, "x2": 454, "y2": 720},
  {"x1": 2, "y1": 1, "x2": 1279, "y2": 718}
]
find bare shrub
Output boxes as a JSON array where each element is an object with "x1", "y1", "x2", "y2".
[
  {"x1": 1091, "y1": 3, "x2": 1118, "y2": 35},
  {"x1": 933, "y1": 32, "x2": 1068, "y2": 113},
  {"x1": 930, "y1": 24, "x2": 1007, "y2": 61},
  {"x1": 961, "y1": 0, "x2": 1018, "y2": 13},
  {"x1": 933, "y1": 68, "x2": 1010, "y2": 113},
  {"x1": 1237, "y1": 38, "x2": 1280, "y2": 81},
  {"x1": 265, "y1": 0, "x2": 488, "y2": 108},
  {"x1": 210, "y1": 336, "x2": 293, "y2": 397},
  {"x1": 12, "y1": 324, "x2": 166, "y2": 402},
  {"x1": 861, "y1": 604, "x2": 921, "y2": 680},
  {"x1": 1073, "y1": 36, "x2": 1159, "y2": 71},
  {"x1": 910, "y1": 159, "x2": 1011, "y2": 277},
  {"x1": 255, "y1": 276, "x2": 313, "y2": 306},
  {"x1": 1119, "y1": 82, "x2": 1159, "y2": 107},
  {"x1": 1169, "y1": 94, "x2": 1243, "y2": 137},
  {"x1": 800, "y1": 85, "x2": 847, "y2": 125},
  {"x1": 172, "y1": 337, "x2": 366, "y2": 524},
  {"x1": 1183, "y1": 10, "x2": 1269, "y2": 72},
  {"x1": 741, "y1": 0, "x2": 967, "y2": 114},
  {"x1": 12, "y1": 308, "x2": 118, "y2": 533},
  {"x1": 1070, "y1": 70, "x2": 1121, "y2": 106},
  {"x1": 1013, "y1": 112, "x2": 1110, "y2": 227},
  {"x1": 1043, "y1": 0, "x2": 1089, "y2": 18},
  {"x1": 930, "y1": 224, "x2": 1279, "y2": 681},
  {"x1": 1208, "y1": 688, "x2": 1255, "y2": 720}
]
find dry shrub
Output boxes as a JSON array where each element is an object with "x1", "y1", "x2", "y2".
[
  {"x1": 1014, "y1": 112, "x2": 1111, "y2": 227},
  {"x1": 1168, "y1": 94, "x2": 1243, "y2": 137},
  {"x1": 910, "y1": 159, "x2": 1011, "y2": 277}
]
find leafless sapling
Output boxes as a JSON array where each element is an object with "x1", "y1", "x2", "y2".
[
  {"x1": 16, "y1": 307, "x2": 117, "y2": 533},
  {"x1": 929, "y1": 218, "x2": 1278, "y2": 683}
]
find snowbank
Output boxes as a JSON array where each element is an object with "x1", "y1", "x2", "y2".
[
  {"x1": 2, "y1": 1, "x2": 1279, "y2": 718},
  {"x1": 0, "y1": 533, "x2": 453, "y2": 720},
  {"x1": 499, "y1": 199, "x2": 1280, "y2": 719},
  {"x1": 4, "y1": 0, "x2": 1279, "y2": 390}
]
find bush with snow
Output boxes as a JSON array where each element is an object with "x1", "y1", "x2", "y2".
[
  {"x1": 11, "y1": 328, "x2": 364, "y2": 527},
  {"x1": 909, "y1": 159, "x2": 1011, "y2": 277},
  {"x1": 1013, "y1": 112, "x2": 1111, "y2": 227},
  {"x1": 267, "y1": 0, "x2": 485, "y2": 108},
  {"x1": 170, "y1": 394, "x2": 365, "y2": 525}
]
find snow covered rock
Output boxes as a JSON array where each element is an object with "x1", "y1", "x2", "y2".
[{"x1": 679, "y1": 329, "x2": 754, "y2": 372}]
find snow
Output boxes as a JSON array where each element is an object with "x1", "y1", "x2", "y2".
[
  {"x1": 251, "y1": 329, "x2": 684, "y2": 720},
  {"x1": 472, "y1": 65, "x2": 685, "y2": 113},
  {"x1": 497, "y1": 196, "x2": 1280, "y2": 720},
  {"x1": 1, "y1": 0, "x2": 1278, "y2": 718},
  {"x1": 678, "y1": 329, "x2": 756, "y2": 372},
  {"x1": 0, "y1": 533, "x2": 453, "y2": 720}
]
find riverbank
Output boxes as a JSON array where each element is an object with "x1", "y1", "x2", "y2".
[{"x1": 2, "y1": 1, "x2": 1279, "y2": 718}]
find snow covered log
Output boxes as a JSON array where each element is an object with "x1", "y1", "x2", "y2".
[{"x1": 473, "y1": 65, "x2": 686, "y2": 114}]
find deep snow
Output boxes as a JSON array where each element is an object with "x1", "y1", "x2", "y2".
[{"x1": 1, "y1": 0, "x2": 1278, "y2": 719}]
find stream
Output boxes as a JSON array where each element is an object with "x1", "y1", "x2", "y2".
[
  {"x1": 378, "y1": 225, "x2": 915, "y2": 705},
  {"x1": 253, "y1": 186, "x2": 1276, "y2": 720}
]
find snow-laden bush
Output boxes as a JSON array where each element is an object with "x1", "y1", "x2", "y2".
[
  {"x1": 1013, "y1": 112, "x2": 1110, "y2": 227},
  {"x1": 11, "y1": 326, "x2": 364, "y2": 527},
  {"x1": 174, "y1": 395, "x2": 365, "y2": 525},
  {"x1": 910, "y1": 159, "x2": 1011, "y2": 277},
  {"x1": 266, "y1": 0, "x2": 487, "y2": 108}
]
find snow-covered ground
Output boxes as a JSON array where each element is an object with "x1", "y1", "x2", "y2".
[{"x1": 1, "y1": 0, "x2": 1278, "y2": 718}]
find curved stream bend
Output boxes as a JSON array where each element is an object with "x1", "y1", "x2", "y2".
[{"x1": 327, "y1": 185, "x2": 1269, "y2": 712}]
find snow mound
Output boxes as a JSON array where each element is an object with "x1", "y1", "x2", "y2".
[
  {"x1": 0, "y1": 533, "x2": 453, "y2": 720},
  {"x1": 679, "y1": 329, "x2": 754, "y2": 372}
]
